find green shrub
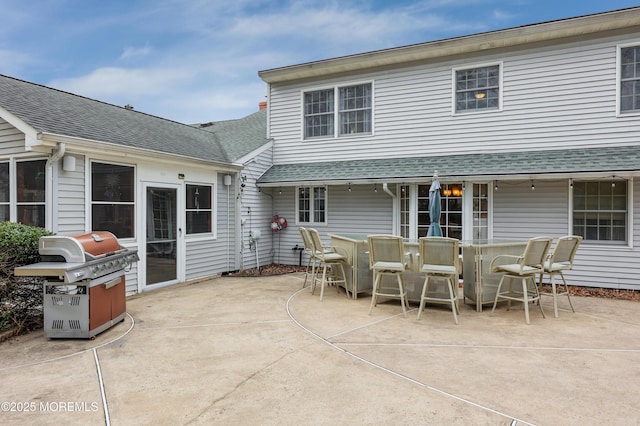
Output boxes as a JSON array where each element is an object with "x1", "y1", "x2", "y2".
[
  {"x1": 0, "y1": 222, "x2": 54, "y2": 337},
  {"x1": 0, "y1": 222, "x2": 53, "y2": 270}
]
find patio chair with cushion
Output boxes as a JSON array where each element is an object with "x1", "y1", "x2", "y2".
[
  {"x1": 490, "y1": 236, "x2": 553, "y2": 324},
  {"x1": 307, "y1": 228, "x2": 349, "y2": 301},
  {"x1": 298, "y1": 227, "x2": 317, "y2": 289},
  {"x1": 538, "y1": 235, "x2": 582, "y2": 318},
  {"x1": 417, "y1": 237, "x2": 460, "y2": 324},
  {"x1": 367, "y1": 235, "x2": 409, "y2": 318}
]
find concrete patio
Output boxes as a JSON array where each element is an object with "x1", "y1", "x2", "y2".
[{"x1": 0, "y1": 272, "x2": 639, "y2": 425}]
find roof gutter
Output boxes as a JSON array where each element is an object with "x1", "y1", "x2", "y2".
[
  {"x1": 37, "y1": 132, "x2": 241, "y2": 172},
  {"x1": 256, "y1": 171, "x2": 640, "y2": 188}
]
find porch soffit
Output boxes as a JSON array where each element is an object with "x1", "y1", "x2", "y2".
[{"x1": 256, "y1": 145, "x2": 640, "y2": 186}]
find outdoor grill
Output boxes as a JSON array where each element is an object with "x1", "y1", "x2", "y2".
[{"x1": 14, "y1": 231, "x2": 138, "y2": 339}]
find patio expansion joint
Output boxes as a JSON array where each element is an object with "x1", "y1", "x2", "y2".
[
  {"x1": 0, "y1": 312, "x2": 136, "y2": 372},
  {"x1": 286, "y1": 288, "x2": 536, "y2": 426}
]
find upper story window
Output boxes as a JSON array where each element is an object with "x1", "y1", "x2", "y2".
[
  {"x1": 303, "y1": 83, "x2": 372, "y2": 139},
  {"x1": 620, "y1": 46, "x2": 640, "y2": 113},
  {"x1": 0, "y1": 159, "x2": 46, "y2": 227},
  {"x1": 186, "y1": 184, "x2": 213, "y2": 235},
  {"x1": 91, "y1": 161, "x2": 135, "y2": 238},
  {"x1": 572, "y1": 180, "x2": 627, "y2": 244},
  {"x1": 454, "y1": 65, "x2": 500, "y2": 113},
  {"x1": 297, "y1": 186, "x2": 326, "y2": 224}
]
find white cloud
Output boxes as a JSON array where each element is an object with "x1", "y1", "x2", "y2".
[
  {"x1": 7, "y1": 0, "x2": 630, "y2": 123},
  {"x1": 119, "y1": 44, "x2": 153, "y2": 61}
]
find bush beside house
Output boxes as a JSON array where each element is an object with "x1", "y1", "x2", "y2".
[{"x1": 0, "y1": 222, "x2": 53, "y2": 337}]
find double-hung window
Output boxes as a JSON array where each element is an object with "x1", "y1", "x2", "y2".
[
  {"x1": 620, "y1": 45, "x2": 640, "y2": 113},
  {"x1": 454, "y1": 64, "x2": 500, "y2": 113},
  {"x1": 297, "y1": 186, "x2": 326, "y2": 224},
  {"x1": 304, "y1": 83, "x2": 372, "y2": 139},
  {"x1": 91, "y1": 161, "x2": 135, "y2": 238},
  {"x1": 186, "y1": 184, "x2": 213, "y2": 234},
  {"x1": 573, "y1": 180, "x2": 627, "y2": 244},
  {"x1": 16, "y1": 160, "x2": 46, "y2": 227},
  {"x1": 0, "y1": 162, "x2": 8, "y2": 222},
  {"x1": 0, "y1": 159, "x2": 46, "y2": 227}
]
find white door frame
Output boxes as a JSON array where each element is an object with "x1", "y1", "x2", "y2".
[{"x1": 140, "y1": 181, "x2": 184, "y2": 291}]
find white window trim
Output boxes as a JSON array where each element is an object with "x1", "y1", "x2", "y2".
[
  {"x1": 616, "y1": 42, "x2": 640, "y2": 118},
  {"x1": 569, "y1": 178, "x2": 633, "y2": 248},
  {"x1": 87, "y1": 159, "x2": 137, "y2": 241},
  {"x1": 451, "y1": 61, "x2": 504, "y2": 115},
  {"x1": 397, "y1": 181, "x2": 489, "y2": 241},
  {"x1": 184, "y1": 181, "x2": 216, "y2": 239},
  {"x1": 0, "y1": 157, "x2": 48, "y2": 228},
  {"x1": 301, "y1": 80, "x2": 375, "y2": 140},
  {"x1": 295, "y1": 185, "x2": 328, "y2": 225}
]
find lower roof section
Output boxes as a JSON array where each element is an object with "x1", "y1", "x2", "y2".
[{"x1": 257, "y1": 145, "x2": 640, "y2": 186}]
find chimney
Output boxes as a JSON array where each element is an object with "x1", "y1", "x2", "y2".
[{"x1": 259, "y1": 101, "x2": 267, "y2": 111}]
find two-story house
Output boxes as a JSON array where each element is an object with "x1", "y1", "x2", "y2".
[{"x1": 256, "y1": 6, "x2": 640, "y2": 291}]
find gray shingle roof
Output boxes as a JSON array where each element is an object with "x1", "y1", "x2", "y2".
[
  {"x1": 257, "y1": 145, "x2": 640, "y2": 185},
  {"x1": 195, "y1": 109, "x2": 268, "y2": 162},
  {"x1": 0, "y1": 74, "x2": 231, "y2": 164}
]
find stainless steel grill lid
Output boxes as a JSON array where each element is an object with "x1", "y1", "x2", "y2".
[{"x1": 15, "y1": 231, "x2": 138, "y2": 283}]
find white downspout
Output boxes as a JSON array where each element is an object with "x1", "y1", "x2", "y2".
[
  {"x1": 382, "y1": 183, "x2": 395, "y2": 199},
  {"x1": 45, "y1": 142, "x2": 65, "y2": 232},
  {"x1": 46, "y1": 142, "x2": 65, "y2": 167}
]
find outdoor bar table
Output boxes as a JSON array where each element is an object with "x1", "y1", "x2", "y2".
[
  {"x1": 460, "y1": 239, "x2": 529, "y2": 312},
  {"x1": 330, "y1": 233, "x2": 424, "y2": 300}
]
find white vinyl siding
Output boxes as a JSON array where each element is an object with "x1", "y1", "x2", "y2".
[
  {"x1": 56, "y1": 154, "x2": 86, "y2": 234},
  {"x1": 269, "y1": 35, "x2": 640, "y2": 164},
  {"x1": 493, "y1": 179, "x2": 640, "y2": 290},
  {"x1": 185, "y1": 173, "x2": 232, "y2": 280},
  {"x1": 238, "y1": 147, "x2": 274, "y2": 270},
  {"x1": 281, "y1": 184, "x2": 394, "y2": 266},
  {"x1": 619, "y1": 44, "x2": 640, "y2": 113},
  {"x1": 0, "y1": 118, "x2": 25, "y2": 155}
]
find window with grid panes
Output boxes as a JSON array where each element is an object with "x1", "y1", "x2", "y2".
[
  {"x1": 455, "y1": 65, "x2": 500, "y2": 112},
  {"x1": 473, "y1": 184, "x2": 488, "y2": 240},
  {"x1": 621, "y1": 46, "x2": 640, "y2": 112},
  {"x1": 399, "y1": 185, "x2": 410, "y2": 238},
  {"x1": 339, "y1": 84, "x2": 371, "y2": 135},
  {"x1": 417, "y1": 183, "x2": 463, "y2": 239},
  {"x1": 303, "y1": 83, "x2": 371, "y2": 139},
  {"x1": 297, "y1": 186, "x2": 326, "y2": 224},
  {"x1": 573, "y1": 181, "x2": 627, "y2": 243},
  {"x1": 304, "y1": 89, "x2": 334, "y2": 138}
]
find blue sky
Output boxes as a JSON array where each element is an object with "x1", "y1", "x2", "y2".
[{"x1": 0, "y1": 0, "x2": 638, "y2": 123}]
